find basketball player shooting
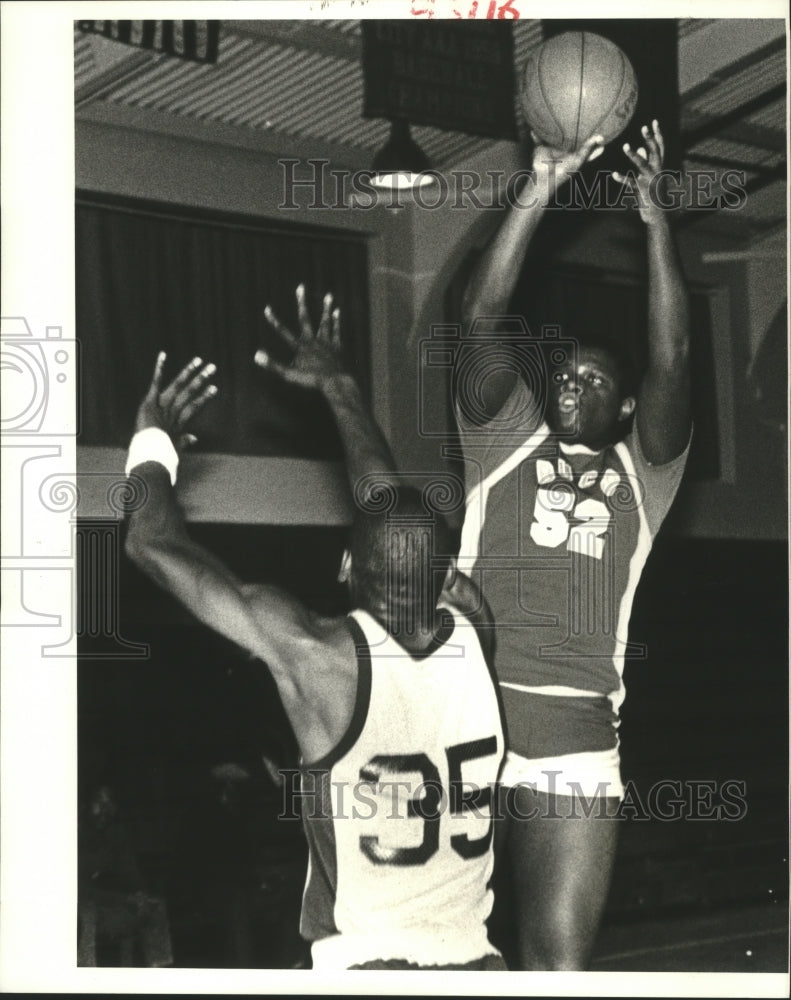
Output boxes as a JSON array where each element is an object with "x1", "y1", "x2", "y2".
[
  {"x1": 454, "y1": 120, "x2": 692, "y2": 970},
  {"x1": 124, "y1": 287, "x2": 507, "y2": 971}
]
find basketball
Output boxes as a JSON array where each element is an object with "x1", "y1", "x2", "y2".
[{"x1": 520, "y1": 32, "x2": 638, "y2": 152}]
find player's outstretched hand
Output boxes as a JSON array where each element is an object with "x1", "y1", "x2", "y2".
[
  {"x1": 613, "y1": 119, "x2": 666, "y2": 225},
  {"x1": 530, "y1": 131, "x2": 605, "y2": 196},
  {"x1": 134, "y1": 352, "x2": 218, "y2": 450},
  {"x1": 255, "y1": 283, "x2": 344, "y2": 391}
]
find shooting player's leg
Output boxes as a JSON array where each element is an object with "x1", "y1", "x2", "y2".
[{"x1": 507, "y1": 783, "x2": 619, "y2": 970}]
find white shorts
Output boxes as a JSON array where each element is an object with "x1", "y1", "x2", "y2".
[{"x1": 500, "y1": 744, "x2": 624, "y2": 800}]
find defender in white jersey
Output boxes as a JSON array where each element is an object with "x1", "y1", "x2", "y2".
[
  {"x1": 302, "y1": 602, "x2": 504, "y2": 970},
  {"x1": 125, "y1": 287, "x2": 506, "y2": 971},
  {"x1": 456, "y1": 121, "x2": 692, "y2": 970}
]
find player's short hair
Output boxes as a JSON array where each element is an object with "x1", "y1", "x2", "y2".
[
  {"x1": 349, "y1": 484, "x2": 453, "y2": 630},
  {"x1": 580, "y1": 335, "x2": 641, "y2": 400}
]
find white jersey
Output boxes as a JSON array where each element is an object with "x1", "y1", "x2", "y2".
[{"x1": 299, "y1": 606, "x2": 505, "y2": 970}]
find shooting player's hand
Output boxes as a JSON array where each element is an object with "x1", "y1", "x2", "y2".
[
  {"x1": 255, "y1": 283, "x2": 344, "y2": 390},
  {"x1": 134, "y1": 352, "x2": 217, "y2": 450},
  {"x1": 530, "y1": 131, "x2": 606, "y2": 196},
  {"x1": 613, "y1": 119, "x2": 667, "y2": 225}
]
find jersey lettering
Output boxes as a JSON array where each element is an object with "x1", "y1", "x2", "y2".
[
  {"x1": 567, "y1": 498, "x2": 610, "y2": 560},
  {"x1": 531, "y1": 460, "x2": 614, "y2": 560},
  {"x1": 358, "y1": 737, "x2": 498, "y2": 867},
  {"x1": 447, "y1": 736, "x2": 497, "y2": 859},
  {"x1": 359, "y1": 753, "x2": 441, "y2": 867}
]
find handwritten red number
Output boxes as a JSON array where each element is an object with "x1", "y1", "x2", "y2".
[{"x1": 497, "y1": 0, "x2": 519, "y2": 16}]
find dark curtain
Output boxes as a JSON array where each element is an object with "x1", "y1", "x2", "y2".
[{"x1": 76, "y1": 195, "x2": 371, "y2": 459}]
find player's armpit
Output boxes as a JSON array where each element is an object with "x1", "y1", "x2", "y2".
[
  {"x1": 453, "y1": 364, "x2": 533, "y2": 433},
  {"x1": 455, "y1": 365, "x2": 520, "y2": 428},
  {"x1": 242, "y1": 590, "x2": 359, "y2": 763}
]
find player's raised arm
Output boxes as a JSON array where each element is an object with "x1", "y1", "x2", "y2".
[
  {"x1": 457, "y1": 135, "x2": 606, "y2": 426},
  {"x1": 124, "y1": 353, "x2": 325, "y2": 695},
  {"x1": 461, "y1": 134, "x2": 605, "y2": 329},
  {"x1": 255, "y1": 284, "x2": 397, "y2": 503},
  {"x1": 614, "y1": 120, "x2": 692, "y2": 464}
]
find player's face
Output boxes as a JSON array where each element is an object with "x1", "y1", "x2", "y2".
[{"x1": 546, "y1": 346, "x2": 633, "y2": 448}]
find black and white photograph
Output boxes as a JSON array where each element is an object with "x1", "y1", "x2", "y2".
[{"x1": 1, "y1": 2, "x2": 788, "y2": 995}]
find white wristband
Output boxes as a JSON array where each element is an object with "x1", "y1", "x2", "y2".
[{"x1": 125, "y1": 427, "x2": 179, "y2": 486}]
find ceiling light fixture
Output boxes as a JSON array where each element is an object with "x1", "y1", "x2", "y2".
[{"x1": 371, "y1": 119, "x2": 436, "y2": 190}]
